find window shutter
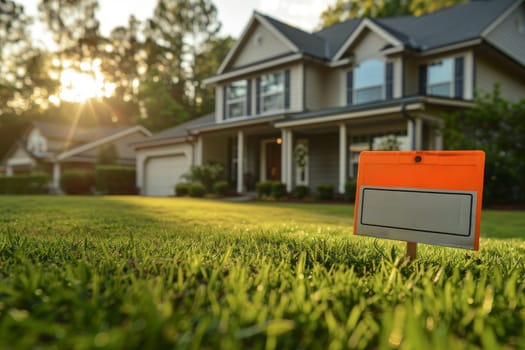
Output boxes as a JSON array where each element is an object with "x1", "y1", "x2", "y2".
[
  {"x1": 386, "y1": 62, "x2": 393, "y2": 100},
  {"x1": 346, "y1": 71, "x2": 353, "y2": 105},
  {"x1": 256, "y1": 77, "x2": 261, "y2": 114},
  {"x1": 246, "y1": 79, "x2": 252, "y2": 115},
  {"x1": 284, "y1": 70, "x2": 290, "y2": 109},
  {"x1": 454, "y1": 57, "x2": 464, "y2": 99},
  {"x1": 419, "y1": 64, "x2": 427, "y2": 95},
  {"x1": 223, "y1": 85, "x2": 228, "y2": 119}
]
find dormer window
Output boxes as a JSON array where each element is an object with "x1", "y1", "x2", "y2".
[
  {"x1": 225, "y1": 80, "x2": 248, "y2": 119},
  {"x1": 347, "y1": 60, "x2": 393, "y2": 105}
]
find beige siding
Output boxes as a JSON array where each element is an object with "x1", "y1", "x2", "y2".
[
  {"x1": 215, "y1": 87, "x2": 224, "y2": 122},
  {"x1": 202, "y1": 133, "x2": 229, "y2": 165},
  {"x1": 231, "y1": 23, "x2": 291, "y2": 69},
  {"x1": 485, "y1": 4, "x2": 525, "y2": 66},
  {"x1": 353, "y1": 29, "x2": 390, "y2": 63},
  {"x1": 304, "y1": 64, "x2": 344, "y2": 110},
  {"x1": 403, "y1": 56, "x2": 419, "y2": 97},
  {"x1": 309, "y1": 133, "x2": 339, "y2": 190},
  {"x1": 476, "y1": 53, "x2": 525, "y2": 101},
  {"x1": 289, "y1": 64, "x2": 303, "y2": 111}
]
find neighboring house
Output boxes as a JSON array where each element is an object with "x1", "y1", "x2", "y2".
[
  {"x1": 2, "y1": 120, "x2": 151, "y2": 192},
  {"x1": 135, "y1": 0, "x2": 525, "y2": 196}
]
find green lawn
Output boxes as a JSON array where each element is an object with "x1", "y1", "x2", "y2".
[{"x1": 0, "y1": 196, "x2": 524, "y2": 349}]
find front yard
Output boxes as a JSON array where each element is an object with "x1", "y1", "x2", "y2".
[{"x1": 0, "y1": 196, "x2": 524, "y2": 349}]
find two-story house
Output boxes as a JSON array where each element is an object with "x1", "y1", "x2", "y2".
[{"x1": 135, "y1": 0, "x2": 525, "y2": 196}]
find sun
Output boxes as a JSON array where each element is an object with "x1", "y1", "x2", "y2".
[{"x1": 56, "y1": 59, "x2": 115, "y2": 103}]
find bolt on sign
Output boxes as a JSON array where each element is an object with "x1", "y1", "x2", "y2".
[{"x1": 353, "y1": 151, "x2": 485, "y2": 250}]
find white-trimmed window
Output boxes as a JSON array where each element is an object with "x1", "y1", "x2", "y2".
[
  {"x1": 354, "y1": 59, "x2": 385, "y2": 104},
  {"x1": 347, "y1": 59, "x2": 393, "y2": 105},
  {"x1": 427, "y1": 58, "x2": 454, "y2": 97},
  {"x1": 260, "y1": 72, "x2": 285, "y2": 112},
  {"x1": 226, "y1": 80, "x2": 247, "y2": 119}
]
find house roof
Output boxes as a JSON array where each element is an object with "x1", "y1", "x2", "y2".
[
  {"x1": 222, "y1": 0, "x2": 519, "y2": 67},
  {"x1": 32, "y1": 120, "x2": 131, "y2": 153},
  {"x1": 133, "y1": 114, "x2": 216, "y2": 148}
]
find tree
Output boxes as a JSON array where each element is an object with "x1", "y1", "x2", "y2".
[
  {"x1": 442, "y1": 86, "x2": 525, "y2": 205},
  {"x1": 194, "y1": 36, "x2": 235, "y2": 117},
  {"x1": 144, "y1": 0, "x2": 221, "y2": 118},
  {"x1": 318, "y1": 0, "x2": 465, "y2": 28},
  {"x1": 137, "y1": 69, "x2": 189, "y2": 132}
]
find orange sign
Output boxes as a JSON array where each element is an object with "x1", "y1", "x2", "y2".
[{"x1": 353, "y1": 151, "x2": 485, "y2": 250}]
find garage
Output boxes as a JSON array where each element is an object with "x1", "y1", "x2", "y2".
[{"x1": 144, "y1": 154, "x2": 190, "y2": 196}]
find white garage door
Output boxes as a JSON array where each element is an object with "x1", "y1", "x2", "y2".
[{"x1": 144, "y1": 154, "x2": 190, "y2": 196}]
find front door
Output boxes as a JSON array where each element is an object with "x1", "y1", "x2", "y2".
[{"x1": 265, "y1": 141, "x2": 281, "y2": 181}]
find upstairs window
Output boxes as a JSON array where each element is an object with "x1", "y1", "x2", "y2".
[
  {"x1": 256, "y1": 70, "x2": 290, "y2": 114},
  {"x1": 347, "y1": 60, "x2": 393, "y2": 105},
  {"x1": 225, "y1": 80, "x2": 248, "y2": 119},
  {"x1": 427, "y1": 59, "x2": 453, "y2": 97},
  {"x1": 354, "y1": 60, "x2": 385, "y2": 104},
  {"x1": 420, "y1": 57, "x2": 464, "y2": 98}
]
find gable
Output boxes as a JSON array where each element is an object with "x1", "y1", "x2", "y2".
[
  {"x1": 351, "y1": 28, "x2": 392, "y2": 63},
  {"x1": 333, "y1": 18, "x2": 403, "y2": 62},
  {"x1": 229, "y1": 22, "x2": 294, "y2": 70},
  {"x1": 484, "y1": 3, "x2": 525, "y2": 66}
]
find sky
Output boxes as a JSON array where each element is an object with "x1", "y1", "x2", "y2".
[{"x1": 18, "y1": 0, "x2": 336, "y2": 42}]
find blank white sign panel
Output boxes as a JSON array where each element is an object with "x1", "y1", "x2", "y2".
[{"x1": 356, "y1": 186, "x2": 477, "y2": 249}]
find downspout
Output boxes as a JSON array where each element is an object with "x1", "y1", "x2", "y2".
[{"x1": 401, "y1": 102, "x2": 416, "y2": 151}]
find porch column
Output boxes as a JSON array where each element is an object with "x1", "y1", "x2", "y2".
[
  {"x1": 281, "y1": 129, "x2": 287, "y2": 184},
  {"x1": 286, "y1": 130, "x2": 293, "y2": 192},
  {"x1": 414, "y1": 117, "x2": 423, "y2": 150},
  {"x1": 339, "y1": 123, "x2": 347, "y2": 194},
  {"x1": 194, "y1": 135, "x2": 203, "y2": 166},
  {"x1": 407, "y1": 119, "x2": 415, "y2": 150},
  {"x1": 5, "y1": 165, "x2": 13, "y2": 176},
  {"x1": 236, "y1": 130, "x2": 245, "y2": 194},
  {"x1": 52, "y1": 162, "x2": 61, "y2": 193}
]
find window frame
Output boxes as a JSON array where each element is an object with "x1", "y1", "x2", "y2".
[
  {"x1": 426, "y1": 58, "x2": 455, "y2": 98},
  {"x1": 225, "y1": 80, "x2": 248, "y2": 119},
  {"x1": 260, "y1": 71, "x2": 285, "y2": 113},
  {"x1": 353, "y1": 59, "x2": 386, "y2": 104}
]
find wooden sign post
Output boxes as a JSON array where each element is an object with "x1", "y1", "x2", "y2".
[{"x1": 353, "y1": 151, "x2": 485, "y2": 257}]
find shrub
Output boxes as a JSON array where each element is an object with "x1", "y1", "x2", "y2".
[
  {"x1": 213, "y1": 180, "x2": 230, "y2": 196},
  {"x1": 316, "y1": 183, "x2": 334, "y2": 200},
  {"x1": 188, "y1": 183, "x2": 206, "y2": 198},
  {"x1": 345, "y1": 180, "x2": 357, "y2": 202},
  {"x1": 95, "y1": 166, "x2": 136, "y2": 194},
  {"x1": 0, "y1": 173, "x2": 50, "y2": 194},
  {"x1": 271, "y1": 182, "x2": 287, "y2": 199},
  {"x1": 175, "y1": 183, "x2": 191, "y2": 196},
  {"x1": 60, "y1": 169, "x2": 95, "y2": 195},
  {"x1": 292, "y1": 185, "x2": 310, "y2": 199},
  {"x1": 255, "y1": 181, "x2": 274, "y2": 198},
  {"x1": 183, "y1": 162, "x2": 225, "y2": 193}
]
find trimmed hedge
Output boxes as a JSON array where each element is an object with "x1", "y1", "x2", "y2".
[
  {"x1": 189, "y1": 183, "x2": 206, "y2": 198},
  {"x1": 0, "y1": 173, "x2": 50, "y2": 194},
  {"x1": 213, "y1": 181, "x2": 230, "y2": 196},
  {"x1": 60, "y1": 169, "x2": 95, "y2": 195},
  {"x1": 175, "y1": 183, "x2": 191, "y2": 196},
  {"x1": 271, "y1": 182, "x2": 287, "y2": 199},
  {"x1": 345, "y1": 180, "x2": 357, "y2": 202},
  {"x1": 316, "y1": 183, "x2": 334, "y2": 200},
  {"x1": 255, "y1": 181, "x2": 274, "y2": 198},
  {"x1": 292, "y1": 185, "x2": 310, "y2": 199},
  {"x1": 95, "y1": 166, "x2": 136, "y2": 194}
]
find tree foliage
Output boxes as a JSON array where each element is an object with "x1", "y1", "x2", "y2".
[
  {"x1": 318, "y1": 0, "x2": 465, "y2": 28},
  {"x1": 442, "y1": 86, "x2": 525, "y2": 205}
]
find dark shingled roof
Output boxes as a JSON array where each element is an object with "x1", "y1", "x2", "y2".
[
  {"x1": 259, "y1": 0, "x2": 518, "y2": 60},
  {"x1": 135, "y1": 113, "x2": 215, "y2": 145}
]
